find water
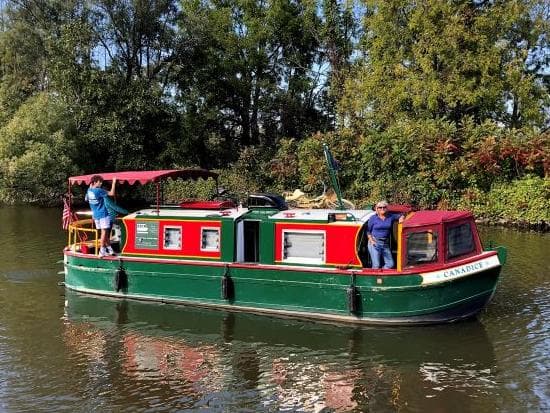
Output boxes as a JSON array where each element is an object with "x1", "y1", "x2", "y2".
[{"x1": 0, "y1": 206, "x2": 548, "y2": 412}]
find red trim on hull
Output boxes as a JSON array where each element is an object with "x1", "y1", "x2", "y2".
[{"x1": 64, "y1": 250, "x2": 499, "y2": 277}]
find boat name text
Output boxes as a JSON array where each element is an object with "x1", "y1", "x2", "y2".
[
  {"x1": 442, "y1": 262, "x2": 484, "y2": 278},
  {"x1": 421, "y1": 255, "x2": 500, "y2": 285}
]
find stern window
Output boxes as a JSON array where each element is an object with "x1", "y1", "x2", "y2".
[
  {"x1": 406, "y1": 231, "x2": 438, "y2": 266},
  {"x1": 283, "y1": 231, "x2": 325, "y2": 264},
  {"x1": 447, "y1": 223, "x2": 474, "y2": 259}
]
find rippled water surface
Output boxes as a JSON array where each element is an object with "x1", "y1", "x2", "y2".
[{"x1": 0, "y1": 207, "x2": 548, "y2": 412}]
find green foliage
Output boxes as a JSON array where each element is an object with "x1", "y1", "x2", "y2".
[
  {"x1": 0, "y1": 93, "x2": 78, "y2": 204},
  {"x1": 347, "y1": 119, "x2": 464, "y2": 207},
  {"x1": 341, "y1": 0, "x2": 549, "y2": 130},
  {"x1": 174, "y1": 0, "x2": 329, "y2": 158},
  {"x1": 319, "y1": 0, "x2": 356, "y2": 123},
  {"x1": 455, "y1": 176, "x2": 550, "y2": 224},
  {"x1": 268, "y1": 138, "x2": 301, "y2": 192},
  {"x1": 297, "y1": 130, "x2": 363, "y2": 195},
  {"x1": 163, "y1": 178, "x2": 218, "y2": 203},
  {"x1": 0, "y1": 18, "x2": 47, "y2": 122},
  {"x1": 264, "y1": 119, "x2": 549, "y2": 218},
  {"x1": 76, "y1": 78, "x2": 181, "y2": 172},
  {"x1": 219, "y1": 146, "x2": 274, "y2": 202}
]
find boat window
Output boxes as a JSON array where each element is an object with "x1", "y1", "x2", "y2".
[
  {"x1": 201, "y1": 228, "x2": 220, "y2": 251},
  {"x1": 406, "y1": 231, "x2": 438, "y2": 266},
  {"x1": 283, "y1": 231, "x2": 325, "y2": 265},
  {"x1": 447, "y1": 222, "x2": 474, "y2": 259},
  {"x1": 163, "y1": 226, "x2": 182, "y2": 250}
]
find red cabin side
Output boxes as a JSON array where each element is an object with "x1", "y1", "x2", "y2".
[
  {"x1": 274, "y1": 222, "x2": 362, "y2": 268},
  {"x1": 122, "y1": 218, "x2": 222, "y2": 260}
]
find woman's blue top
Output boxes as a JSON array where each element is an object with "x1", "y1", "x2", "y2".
[{"x1": 367, "y1": 214, "x2": 400, "y2": 239}]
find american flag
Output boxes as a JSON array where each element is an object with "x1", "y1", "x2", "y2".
[{"x1": 62, "y1": 197, "x2": 77, "y2": 230}]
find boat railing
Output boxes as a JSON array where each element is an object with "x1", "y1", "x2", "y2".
[{"x1": 67, "y1": 219, "x2": 99, "y2": 255}]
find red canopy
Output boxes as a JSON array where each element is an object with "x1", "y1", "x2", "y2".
[{"x1": 69, "y1": 169, "x2": 218, "y2": 186}]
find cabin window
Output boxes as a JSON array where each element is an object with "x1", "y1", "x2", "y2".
[
  {"x1": 283, "y1": 231, "x2": 325, "y2": 264},
  {"x1": 406, "y1": 231, "x2": 438, "y2": 266},
  {"x1": 163, "y1": 226, "x2": 182, "y2": 250},
  {"x1": 447, "y1": 222, "x2": 474, "y2": 259},
  {"x1": 201, "y1": 228, "x2": 220, "y2": 251}
]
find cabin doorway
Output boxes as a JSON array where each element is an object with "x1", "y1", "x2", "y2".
[
  {"x1": 237, "y1": 220, "x2": 260, "y2": 263},
  {"x1": 356, "y1": 225, "x2": 371, "y2": 268},
  {"x1": 356, "y1": 222, "x2": 399, "y2": 268}
]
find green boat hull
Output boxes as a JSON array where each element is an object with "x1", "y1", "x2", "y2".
[{"x1": 63, "y1": 253, "x2": 501, "y2": 325}]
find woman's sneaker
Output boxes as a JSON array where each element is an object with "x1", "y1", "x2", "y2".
[
  {"x1": 107, "y1": 246, "x2": 116, "y2": 256},
  {"x1": 99, "y1": 247, "x2": 107, "y2": 257}
]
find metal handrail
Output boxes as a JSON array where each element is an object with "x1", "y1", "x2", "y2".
[{"x1": 68, "y1": 219, "x2": 99, "y2": 255}]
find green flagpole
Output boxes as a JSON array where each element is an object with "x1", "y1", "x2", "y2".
[{"x1": 323, "y1": 143, "x2": 345, "y2": 210}]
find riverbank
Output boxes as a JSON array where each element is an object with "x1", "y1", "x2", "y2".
[
  {"x1": 476, "y1": 219, "x2": 549, "y2": 232},
  {"x1": 451, "y1": 176, "x2": 549, "y2": 232},
  {"x1": 1, "y1": 174, "x2": 548, "y2": 232}
]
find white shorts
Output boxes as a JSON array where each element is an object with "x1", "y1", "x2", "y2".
[{"x1": 94, "y1": 216, "x2": 112, "y2": 230}]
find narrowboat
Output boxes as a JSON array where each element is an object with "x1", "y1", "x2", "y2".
[{"x1": 63, "y1": 156, "x2": 506, "y2": 325}]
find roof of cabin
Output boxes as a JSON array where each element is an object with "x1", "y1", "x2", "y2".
[
  {"x1": 126, "y1": 207, "x2": 248, "y2": 220},
  {"x1": 69, "y1": 169, "x2": 218, "y2": 185},
  {"x1": 270, "y1": 209, "x2": 374, "y2": 222},
  {"x1": 403, "y1": 210, "x2": 472, "y2": 227}
]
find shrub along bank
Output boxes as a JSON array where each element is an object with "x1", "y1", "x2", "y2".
[
  {"x1": 196, "y1": 122, "x2": 549, "y2": 230},
  {"x1": 162, "y1": 166, "x2": 549, "y2": 231},
  {"x1": 455, "y1": 177, "x2": 549, "y2": 231}
]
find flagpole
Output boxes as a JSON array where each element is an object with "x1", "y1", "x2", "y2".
[{"x1": 323, "y1": 143, "x2": 345, "y2": 210}]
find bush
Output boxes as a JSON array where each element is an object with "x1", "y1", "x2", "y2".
[
  {"x1": 162, "y1": 177, "x2": 219, "y2": 204},
  {"x1": 0, "y1": 93, "x2": 78, "y2": 204},
  {"x1": 455, "y1": 176, "x2": 550, "y2": 225}
]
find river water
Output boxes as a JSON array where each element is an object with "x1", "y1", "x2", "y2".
[{"x1": 0, "y1": 206, "x2": 548, "y2": 412}]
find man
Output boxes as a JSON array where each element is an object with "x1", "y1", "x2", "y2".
[{"x1": 86, "y1": 175, "x2": 117, "y2": 257}]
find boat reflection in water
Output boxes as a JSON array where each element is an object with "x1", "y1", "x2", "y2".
[{"x1": 63, "y1": 291, "x2": 498, "y2": 412}]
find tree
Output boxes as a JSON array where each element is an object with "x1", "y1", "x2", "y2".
[
  {"x1": 0, "y1": 1, "x2": 52, "y2": 122},
  {"x1": 341, "y1": 0, "x2": 549, "y2": 130},
  {"x1": 46, "y1": 0, "x2": 182, "y2": 172},
  {"x1": 92, "y1": 0, "x2": 178, "y2": 86},
  {"x1": 0, "y1": 93, "x2": 77, "y2": 203},
  {"x1": 319, "y1": 0, "x2": 355, "y2": 126},
  {"x1": 173, "y1": 0, "x2": 328, "y2": 166},
  {"x1": 0, "y1": 0, "x2": 183, "y2": 176}
]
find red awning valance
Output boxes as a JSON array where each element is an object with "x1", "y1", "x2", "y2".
[{"x1": 69, "y1": 169, "x2": 218, "y2": 186}]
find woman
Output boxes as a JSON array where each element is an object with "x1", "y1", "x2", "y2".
[{"x1": 367, "y1": 200, "x2": 404, "y2": 269}]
